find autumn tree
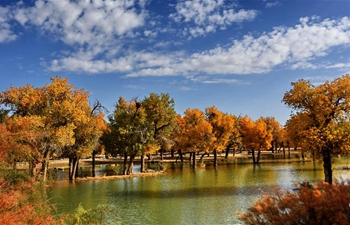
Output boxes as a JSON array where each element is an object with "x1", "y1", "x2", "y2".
[
  {"x1": 0, "y1": 77, "x2": 106, "y2": 181},
  {"x1": 262, "y1": 117, "x2": 284, "y2": 153},
  {"x1": 284, "y1": 114, "x2": 310, "y2": 161},
  {"x1": 0, "y1": 108, "x2": 8, "y2": 123},
  {"x1": 283, "y1": 75, "x2": 350, "y2": 184},
  {"x1": 173, "y1": 108, "x2": 213, "y2": 168},
  {"x1": 239, "y1": 116, "x2": 273, "y2": 164},
  {"x1": 205, "y1": 106, "x2": 235, "y2": 167}
]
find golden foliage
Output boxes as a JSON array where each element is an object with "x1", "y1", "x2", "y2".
[
  {"x1": 283, "y1": 74, "x2": 350, "y2": 156},
  {"x1": 174, "y1": 108, "x2": 213, "y2": 153},
  {"x1": 239, "y1": 116, "x2": 273, "y2": 151}
]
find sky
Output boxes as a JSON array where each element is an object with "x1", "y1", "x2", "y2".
[{"x1": 1, "y1": 0, "x2": 350, "y2": 125}]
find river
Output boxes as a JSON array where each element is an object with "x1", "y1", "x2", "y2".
[{"x1": 48, "y1": 157, "x2": 350, "y2": 224}]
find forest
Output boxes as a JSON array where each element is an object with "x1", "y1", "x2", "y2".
[{"x1": 1, "y1": 75, "x2": 350, "y2": 224}]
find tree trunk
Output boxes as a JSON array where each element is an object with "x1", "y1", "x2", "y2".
[
  {"x1": 322, "y1": 147, "x2": 332, "y2": 184},
  {"x1": 160, "y1": 148, "x2": 164, "y2": 161},
  {"x1": 75, "y1": 158, "x2": 79, "y2": 178},
  {"x1": 288, "y1": 146, "x2": 291, "y2": 158},
  {"x1": 251, "y1": 149, "x2": 256, "y2": 164},
  {"x1": 214, "y1": 149, "x2": 217, "y2": 168},
  {"x1": 171, "y1": 150, "x2": 175, "y2": 158},
  {"x1": 68, "y1": 157, "x2": 73, "y2": 180},
  {"x1": 256, "y1": 150, "x2": 261, "y2": 164},
  {"x1": 123, "y1": 152, "x2": 128, "y2": 175},
  {"x1": 140, "y1": 154, "x2": 145, "y2": 172},
  {"x1": 302, "y1": 151, "x2": 305, "y2": 162},
  {"x1": 29, "y1": 159, "x2": 36, "y2": 177},
  {"x1": 179, "y1": 150, "x2": 183, "y2": 162},
  {"x1": 92, "y1": 150, "x2": 96, "y2": 177},
  {"x1": 127, "y1": 154, "x2": 136, "y2": 175},
  {"x1": 42, "y1": 149, "x2": 50, "y2": 182},
  {"x1": 225, "y1": 144, "x2": 231, "y2": 158},
  {"x1": 192, "y1": 152, "x2": 196, "y2": 169},
  {"x1": 176, "y1": 150, "x2": 183, "y2": 163},
  {"x1": 200, "y1": 152, "x2": 208, "y2": 161},
  {"x1": 69, "y1": 156, "x2": 79, "y2": 180}
]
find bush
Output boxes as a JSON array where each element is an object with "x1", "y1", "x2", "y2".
[
  {"x1": 0, "y1": 177, "x2": 64, "y2": 225},
  {"x1": 69, "y1": 203, "x2": 120, "y2": 225},
  {"x1": 238, "y1": 181, "x2": 350, "y2": 225}
]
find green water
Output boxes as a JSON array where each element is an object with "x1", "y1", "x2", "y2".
[{"x1": 48, "y1": 159, "x2": 350, "y2": 225}]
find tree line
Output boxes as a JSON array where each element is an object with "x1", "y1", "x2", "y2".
[
  {"x1": 2, "y1": 75, "x2": 350, "y2": 185},
  {"x1": 2, "y1": 75, "x2": 350, "y2": 224}
]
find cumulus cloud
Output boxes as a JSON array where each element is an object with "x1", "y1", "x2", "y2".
[
  {"x1": 0, "y1": 6, "x2": 17, "y2": 43},
  {"x1": 3, "y1": 1, "x2": 350, "y2": 79},
  {"x1": 9, "y1": 0, "x2": 147, "y2": 67},
  {"x1": 127, "y1": 16, "x2": 350, "y2": 77},
  {"x1": 170, "y1": 0, "x2": 257, "y2": 37},
  {"x1": 42, "y1": 15, "x2": 350, "y2": 76}
]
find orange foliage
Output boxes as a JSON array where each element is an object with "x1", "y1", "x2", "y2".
[
  {"x1": 205, "y1": 106, "x2": 235, "y2": 153},
  {"x1": 239, "y1": 116, "x2": 272, "y2": 152},
  {"x1": 174, "y1": 108, "x2": 213, "y2": 153},
  {"x1": 0, "y1": 178, "x2": 63, "y2": 225},
  {"x1": 239, "y1": 181, "x2": 350, "y2": 225}
]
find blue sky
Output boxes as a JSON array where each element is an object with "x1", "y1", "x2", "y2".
[{"x1": 1, "y1": 0, "x2": 350, "y2": 125}]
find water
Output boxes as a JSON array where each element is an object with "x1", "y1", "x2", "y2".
[{"x1": 48, "y1": 158, "x2": 350, "y2": 225}]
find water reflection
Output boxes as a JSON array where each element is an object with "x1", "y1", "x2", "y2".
[{"x1": 49, "y1": 159, "x2": 350, "y2": 225}]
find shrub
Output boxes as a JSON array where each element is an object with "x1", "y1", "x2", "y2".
[
  {"x1": 238, "y1": 181, "x2": 350, "y2": 225},
  {"x1": 0, "y1": 176, "x2": 63, "y2": 225}
]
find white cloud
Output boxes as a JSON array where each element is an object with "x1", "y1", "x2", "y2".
[
  {"x1": 127, "y1": 16, "x2": 350, "y2": 77},
  {"x1": 10, "y1": 0, "x2": 147, "y2": 64},
  {"x1": 170, "y1": 0, "x2": 257, "y2": 37},
  {"x1": 52, "y1": 16, "x2": 350, "y2": 76},
  {"x1": 201, "y1": 78, "x2": 242, "y2": 84},
  {"x1": 0, "y1": 6, "x2": 17, "y2": 43},
  {"x1": 266, "y1": 1, "x2": 280, "y2": 8}
]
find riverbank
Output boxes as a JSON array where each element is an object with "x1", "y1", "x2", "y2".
[
  {"x1": 15, "y1": 150, "x2": 306, "y2": 171},
  {"x1": 75, "y1": 170, "x2": 165, "y2": 181},
  {"x1": 49, "y1": 150, "x2": 304, "y2": 168}
]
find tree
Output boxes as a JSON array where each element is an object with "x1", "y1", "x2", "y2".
[
  {"x1": 173, "y1": 108, "x2": 213, "y2": 168},
  {"x1": 239, "y1": 116, "x2": 273, "y2": 164},
  {"x1": 142, "y1": 93, "x2": 176, "y2": 164},
  {"x1": 262, "y1": 117, "x2": 284, "y2": 154},
  {"x1": 4, "y1": 116, "x2": 44, "y2": 176},
  {"x1": 238, "y1": 181, "x2": 350, "y2": 225},
  {"x1": 0, "y1": 76, "x2": 106, "y2": 181},
  {"x1": 0, "y1": 108, "x2": 9, "y2": 123},
  {"x1": 205, "y1": 106, "x2": 235, "y2": 167},
  {"x1": 109, "y1": 97, "x2": 155, "y2": 175},
  {"x1": 285, "y1": 114, "x2": 310, "y2": 161},
  {"x1": 283, "y1": 75, "x2": 350, "y2": 184}
]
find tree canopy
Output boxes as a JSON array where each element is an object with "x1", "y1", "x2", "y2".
[{"x1": 283, "y1": 74, "x2": 350, "y2": 183}]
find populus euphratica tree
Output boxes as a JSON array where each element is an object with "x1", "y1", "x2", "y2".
[
  {"x1": 0, "y1": 77, "x2": 106, "y2": 181},
  {"x1": 142, "y1": 93, "x2": 176, "y2": 162},
  {"x1": 205, "y1": 106, "x2": 235, "y2": 167},
  {"x1": 283, "y1": 74, "x2": 350, "y2": 184},
  {"x1": 239, "y1": 116, "x2": 272, "y2": 164},
  {"x1": 109, "y1": 97, "x2": 157, "y2": 175},
  {"x1": 174, "y1": 108, "x2": 213, "y2": 168}
]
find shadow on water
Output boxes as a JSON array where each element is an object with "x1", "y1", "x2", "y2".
[{"x1": 107, "y1": 184, "x2": 276, "y2": 199}]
